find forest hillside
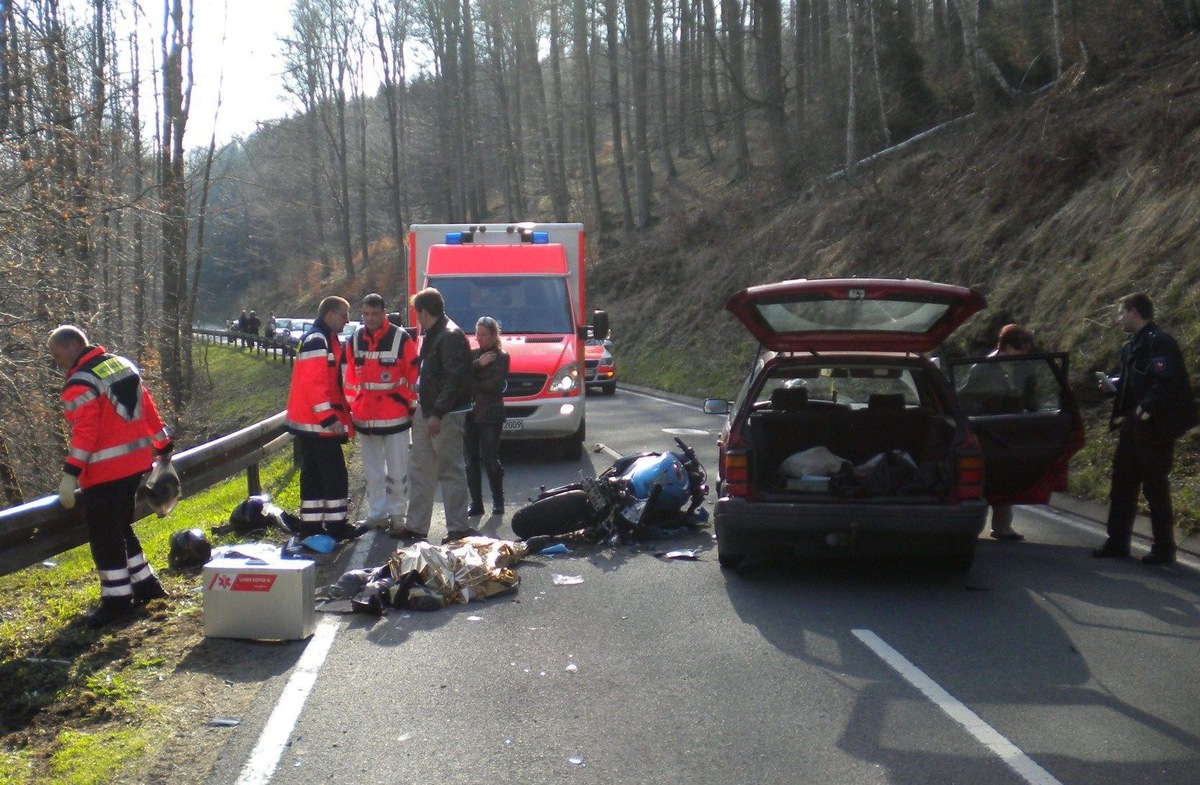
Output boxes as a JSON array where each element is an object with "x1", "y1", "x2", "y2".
[{"x1": 594, "y1": 35, "x2": 1200, "y2": 402}]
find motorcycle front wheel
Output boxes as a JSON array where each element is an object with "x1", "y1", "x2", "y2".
[{"x1": 512, "y1": 489, "x2": 592, "y2": 539}]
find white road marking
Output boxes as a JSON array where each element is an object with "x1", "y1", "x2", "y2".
[
  {"x1": 235, "y1": 615, "x2": 341, "y2": 785},
  {"x1": 852, "y1": 629, "x2": 1065, "y2": 785},
  {"x1": 619, "y1": 387, "x2": 702, "y2": 410}
]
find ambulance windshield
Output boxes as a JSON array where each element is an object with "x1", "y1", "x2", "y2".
[{"x1": 429, "y1": 276, "x2": 574, "y2": 335}]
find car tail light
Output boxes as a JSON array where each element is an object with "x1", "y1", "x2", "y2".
[
  {"x1": 724, "y1": 449, "x2": 750, "y2": 498},
  {"x1": 955, "y1": 434, "x2": 985, "y2": 500}
]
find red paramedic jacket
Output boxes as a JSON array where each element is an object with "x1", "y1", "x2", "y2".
[
  {"x1": 61, "y1": 346, "x2": 172, "y2": 489},
  {"x1": 285, "y1": 318, "x2": 351, "y2": 439},
  {"x1": 344, "y1": 323, "x2": 419, "y2": 435}
]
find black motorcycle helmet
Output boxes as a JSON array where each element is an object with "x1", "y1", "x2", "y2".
[
  {"x1": 168, "y1": 528, "x2": 212, "y2": 569},
  {"x1": 227, "y1": 495, "x2": 285, "y2": 534}
]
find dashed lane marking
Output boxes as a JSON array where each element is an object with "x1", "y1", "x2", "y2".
[{"x1": 853, "y1": 628, "x2": 1065, "y2": 785}]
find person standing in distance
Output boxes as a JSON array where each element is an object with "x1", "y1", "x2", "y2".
[
  {"x1": 464, "y1": 316, "x2": 510, "y2": 517},
  {"x1": 1094, "y1": 293, "x2": 1198, "y2": 565},
  {"x1": 49, "y1": 325, "x2": 173, "y2": 628},
  {"x1": 344, "y1": 293, "x2": 419, "y2": 530},
  {"x1": 395, "y1": 288, "x2": 477, "y2": 544},
  {"x1": 285, "y1": 296, "x2": 363, "y2": 541},
  {"x1": 986, "y1": 323, "x2": 1036, "y2": 541}
]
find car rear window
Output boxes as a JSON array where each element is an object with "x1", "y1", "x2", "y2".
[
  {"x1": 755, "y1": 298, "x2": 953, "y2": 335},
  {"x1": 756, "y1": 364, "x2": 926, "y2": 409}
]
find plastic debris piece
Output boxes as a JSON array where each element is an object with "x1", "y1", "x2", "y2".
[
  {"x1": 467, "y1": 615, "x2": 483, "y2": 621},
  {"x1": 565, "y1": 662, "x2": 578, "y2": 673},
  {"x1": 300, "y1": 533, "x2": 337, "y2": 553},
  {"x1": 207, "y1": 717, "x2": 241, "y2": 728},
  {"x1": 40, "y1": 560, "x2": 58, "y2": 568},
  {"x1": 552, "y1": 574, "x2": 584, "y2": 586},
  {"x1": 658, "y1": 549, "x2": 699, "y2": 561},
  {"x1": 397, "y1": 732, "x2": 413, "y2": 743},
  {"x1": 539, "y1": 543, "x2": 570, "y2": 555},
  {"x1": 568, "y1": 755, "x2": 585, "y2": 767}
]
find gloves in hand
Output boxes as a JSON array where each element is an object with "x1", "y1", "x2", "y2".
[{"x1": 58, "y1": 475, "x2": 78, "y2": 509}]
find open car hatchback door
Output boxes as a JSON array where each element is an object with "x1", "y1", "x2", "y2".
[
  {"x1": 944, "y1": 352, "x2": 1086, "y2": 504},
  {"x1": 724, "y1": 278, "x2": 987, "y2": 354}
]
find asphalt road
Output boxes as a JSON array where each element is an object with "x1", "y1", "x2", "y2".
[{"x1": 204, "y1": 389, "x2": 1200, "y2": 785}]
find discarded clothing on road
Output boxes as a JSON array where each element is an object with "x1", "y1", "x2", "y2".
[{"x1": 333, "y1": 536, "x2": 531, "y2": 614}]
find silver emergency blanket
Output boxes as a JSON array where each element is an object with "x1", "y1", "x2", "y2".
[{"x1": 333, "y1": 536, "x2": 530, "y2": 613}]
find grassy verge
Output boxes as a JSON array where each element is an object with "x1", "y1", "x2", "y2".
[{"x1": 0, "y1": 344, "x2": 298, "y2": 784}]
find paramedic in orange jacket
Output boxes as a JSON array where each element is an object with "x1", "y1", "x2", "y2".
[
  {"x1": 49, "y1": 325, "x2": 173, "y2": 628},
  {"x1": 284, "y1": 296, "x2": 362, "y2": 541},
  {"x1": 344, "y1": 293, "x2": 418, "y2": 530}
]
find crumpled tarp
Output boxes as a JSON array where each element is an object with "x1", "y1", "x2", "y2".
[{"x1": 332, "y1": 536, "x2": 531, "y2": 614}]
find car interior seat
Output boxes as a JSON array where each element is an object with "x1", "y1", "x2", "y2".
[{"x1": 770, "y1": 386, "x2": 809, "y2": 411}]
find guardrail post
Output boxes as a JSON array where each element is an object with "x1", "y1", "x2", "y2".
[{"x1": 247, "y1": 463, "x2": 262, "y2": 495}]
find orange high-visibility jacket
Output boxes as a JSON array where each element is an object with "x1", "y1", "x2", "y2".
[
  {"x1": 285, "y1": 320, "x2": 351, "y2": 438},
  {"x1": 61, "y1": 346, "x2": 172, "y2": 489},
  {"x1": 344, "y1": 323, "x2": 419, "y2": 435}
]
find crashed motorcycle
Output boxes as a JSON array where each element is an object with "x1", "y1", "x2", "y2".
[{"x1": 511, "y1": 437, "x2": 709, "y2": 544}]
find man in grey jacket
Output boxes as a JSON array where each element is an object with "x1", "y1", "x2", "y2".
[{"x1": 393, "y1": 288, "x2": 478, "y2": 543}]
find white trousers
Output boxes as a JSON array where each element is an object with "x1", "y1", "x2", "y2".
[
  {"x1": 407, "y1": 409, "x2": 469, "y2": 535},
  {"x1": 359, "y1": 431, "x2": 410, "y2": 521}
]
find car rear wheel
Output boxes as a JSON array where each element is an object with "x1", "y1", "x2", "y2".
[
  {"x1": 601, "y1": 382, "x2": 616, "y2": 396},
  {"x1": 717, "y1": 547, "x2": 745, "y2": 571}
]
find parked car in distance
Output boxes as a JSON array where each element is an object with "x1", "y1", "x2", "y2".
[
  {"x1": 703, "y1": 277, "x2": 1084, "y2": 573},
  {"x1": 288, "y1": 318, "x2": 315, "y2": 344},
  {"x1": 339, "y1": 320, "x2": 361, "y2": 342},
  {"x1": 584, "y1": 336, "x2": 617, "y2": 395}
]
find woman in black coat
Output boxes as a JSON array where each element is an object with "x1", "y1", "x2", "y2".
[{"x1": 464, "y1": 316, "x2": 510, "y2": 516}]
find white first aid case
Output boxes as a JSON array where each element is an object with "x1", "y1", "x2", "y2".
[{"x1": 202, "y1": 557, "x2": 316, "y2": 640}]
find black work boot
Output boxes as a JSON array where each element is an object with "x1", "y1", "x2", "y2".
[
  {"x1": 133, "y1": 576, "x2": 169, "y2": 605},
  {"x1": 85, "y1": 597, "x2": 134, "y2": 629}
]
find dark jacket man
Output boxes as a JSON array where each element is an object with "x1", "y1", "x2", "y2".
[
  {"x1": 1096, "y1": 293, "x2": 1198, "y2": 565},
  {"x1": 416, "y1": 313, "x2": 473, "y2": 419}
]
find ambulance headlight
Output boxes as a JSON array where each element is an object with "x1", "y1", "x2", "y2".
[{"x1": 550, "y1": 362, "x2": 581, "y2": 394}]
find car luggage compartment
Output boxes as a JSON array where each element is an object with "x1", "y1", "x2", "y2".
[{"x1": 745, "y1": 389, "x2": 955, "y2": 500}]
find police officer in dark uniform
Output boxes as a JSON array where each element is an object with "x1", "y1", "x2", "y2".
[{"x1": 1094, "y1": 293, "x2": 1198, "y2": 565}]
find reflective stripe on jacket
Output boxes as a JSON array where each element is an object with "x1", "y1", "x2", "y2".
[
  {"x1": 344, "y1": 323, "x2": 419, "y2": 435},
  {"x1": 285, "y1": 319, "x2": 351, "y2": 439},
  {"x1": 61, "y1": 346, "x2": 171, "y2": 489}
]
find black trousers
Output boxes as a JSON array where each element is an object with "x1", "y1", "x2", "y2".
[
  {"x1": 82, "y1": 473, "x2": 155, "y2": 600},
  {"x1": 297, "y1": 436, "x2": 349, "y2": 527},
  {"x1": 463, "y1": 416, "x2": 504, "y2": 507},
  {"x1": 1106, "y1": 423, "x2": 1176, "y2": 553}
]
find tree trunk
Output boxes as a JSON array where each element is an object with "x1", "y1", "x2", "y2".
[
  {"x1": 371, "y1": 0, "x2": 410, "y2": 286},
  {"x1": 653, "y1": 0, "x2": 677, "y2": 178},
  {"x1": 602, "y1": 0, "x2": 635, "y2": 227},
  {"x1": 755, "y1": 0, "x2": 791, "y2": 167},
  {"x1": 845, "y1": 0, "x2": 857, "y2": 172},
  {"x1": 720, "y1": 0, "x2": 751, "y2": 179},
  {"x1": 160, "y1": 0, "x2": 190, "y2": 405},
  {"x1": 574, "y1": 0, "x2": 607, "y2": 228},
  {"x1": 868, "y1": 0, "x2": 892, "y2": 147}
]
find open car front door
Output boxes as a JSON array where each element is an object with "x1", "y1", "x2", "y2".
[{"x1": 944, "y1": 352, "x2": 1085, "y2": 505}]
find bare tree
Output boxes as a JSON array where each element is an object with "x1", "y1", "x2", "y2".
[
  {"x1": 601, "y1": 0, "x2": 634, "y2": 226},
  {"x1": 160, "y1": 0, "x2": 193, "y2": 403},
  {"x1": 573, "y1": 0, "x2": 607, "y2": 228}
]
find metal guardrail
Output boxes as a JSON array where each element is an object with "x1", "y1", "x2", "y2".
[
  {"x1": 194, "y1": 328, "x2": 296, "y2": 364},
  {"x1": 0, "y1": 412, "x2": 292, "y2": 579}
]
